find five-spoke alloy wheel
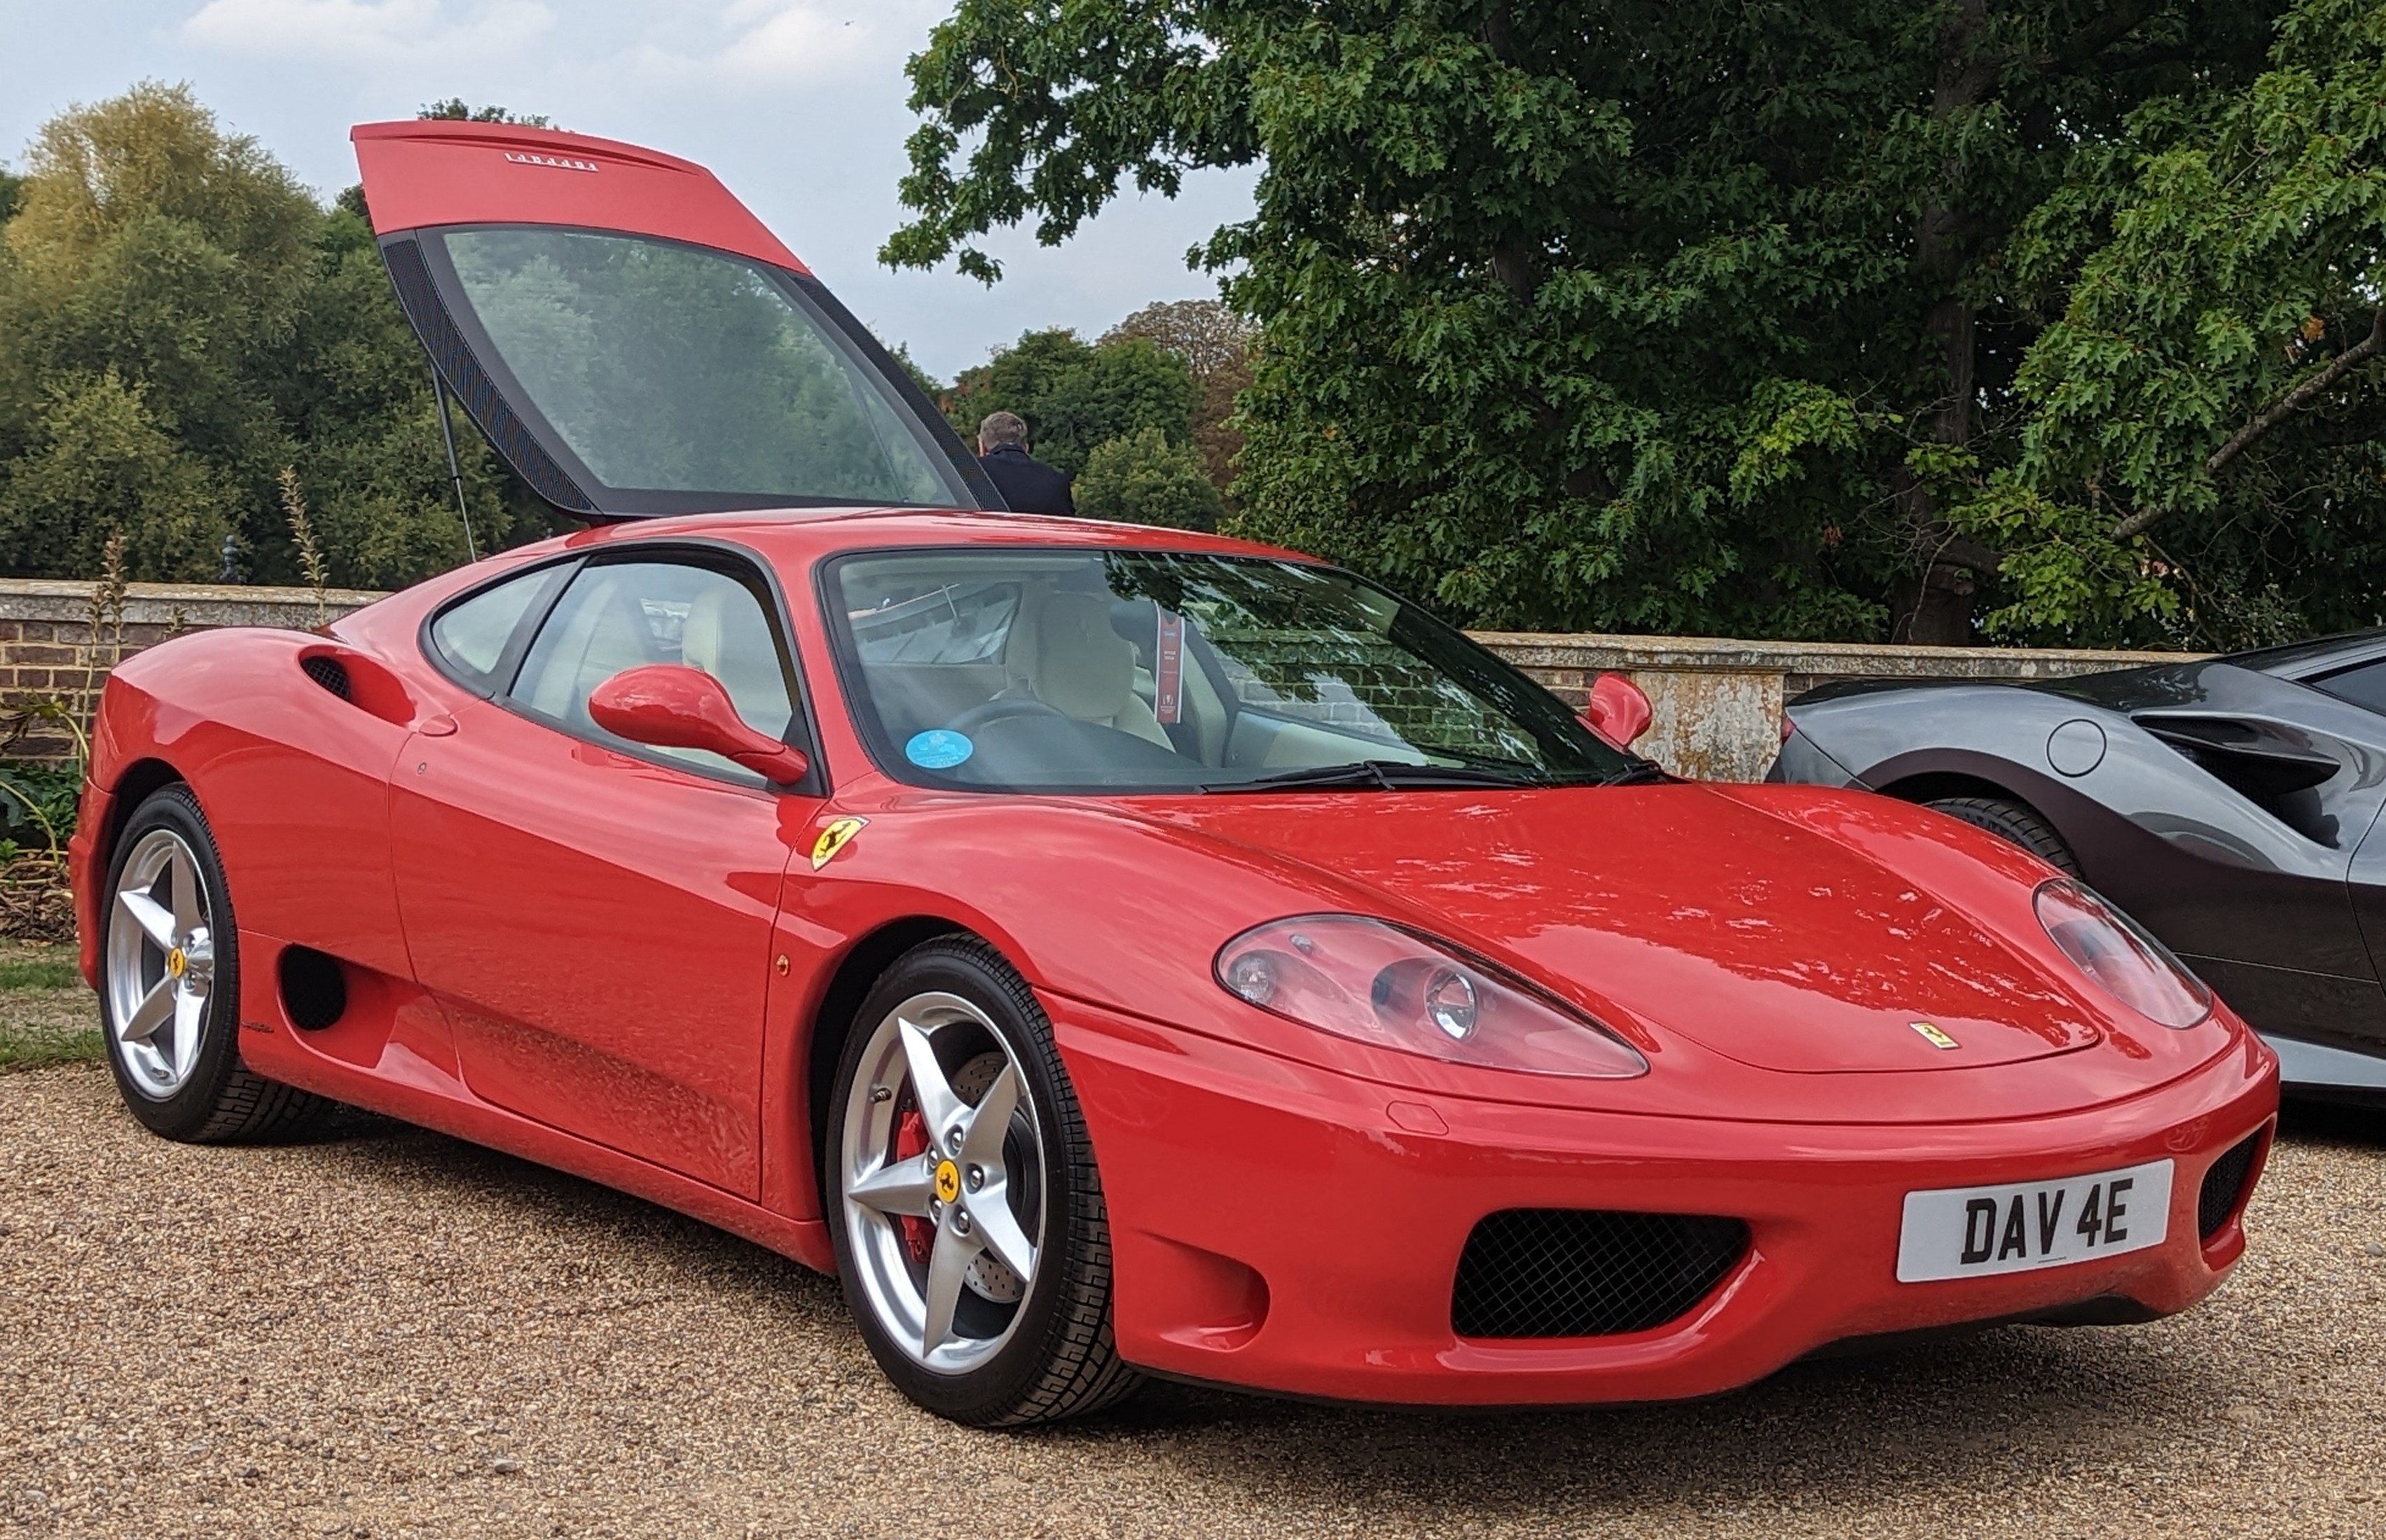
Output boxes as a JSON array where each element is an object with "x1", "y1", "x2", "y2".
[
  {"x1": 841, "y1": 990, "x2": 1046, "y2": 1373},
  {"x1": 100, "y1": 785, "x2": 332, "y2": 1142},
  {"x1": 827, "y1": 936, "x2": 1139, "y2": 1424},
  {"x1": 106, "y1": 825, "x2": 219, "y2": 1099}
]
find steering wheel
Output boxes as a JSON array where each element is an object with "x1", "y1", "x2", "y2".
[{"x1": 947, "y1": 696, "x2": 1069, "y2": 735}]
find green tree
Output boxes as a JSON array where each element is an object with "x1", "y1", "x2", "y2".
[
  {"x1": 1103, "y1": 298, "x2": 1253, "y2": 498},
  {"x1": 0, "y1": 83, "x2": 542, "y2": 586},
  {"x1": 1952, "y1": 0, "x2": 2386, "y2": 644},
  {"x1": 418, "y1": 99, "x2": 553, "y2": 127},
  {"x1": 887, "y1": 340, "x2": 944, "y2": 398},
  {"x1": 1074, "y1": 426, "x2": 1225, "y2": 529},
  {"x1": 888, "y1": 0, "x2": 2320, "y2": 646},
  {"x1": 944, "y1": 327, "x2": 1196, "y2": 478},
  {"x1": 0, "y1": 371, "x2": 235, "y2": 576}
]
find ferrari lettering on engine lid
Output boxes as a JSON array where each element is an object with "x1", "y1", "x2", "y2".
[{"x1": 504, "y1": 151, "x2": 598, "y2": 172}]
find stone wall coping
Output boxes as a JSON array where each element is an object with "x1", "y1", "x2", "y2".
[
  {"x1": 0, "y1": 578, "x2": 2219, "y2": 781},
  {"x1": 1466, "y1": 629, "x2": 2207, "y2": 677},
  {"x1": 0, "y1": 577, "x2": 2205, "y2": 675},
  {"x1": 0, "y1": 577, "x2": 385, "y2": 629}
]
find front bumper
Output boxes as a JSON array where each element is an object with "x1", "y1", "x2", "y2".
[{"x1": 1048, "y1": 992, "x2": 2277, "y2": 1406}]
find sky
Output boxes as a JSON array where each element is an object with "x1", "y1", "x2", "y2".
[{"x1": 0, "y1": 0, "x2": 1258, "y2": 380}]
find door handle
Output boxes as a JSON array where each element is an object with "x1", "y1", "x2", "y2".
[{"x1": 418, "y1": 714, "x2": 459, "y2": 737}]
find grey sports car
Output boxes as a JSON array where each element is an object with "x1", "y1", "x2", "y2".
[{"x1": 1770, "y1": 629, "x2": 2386, "y2": 1104}]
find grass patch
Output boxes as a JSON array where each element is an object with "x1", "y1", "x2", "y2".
[
  {"x1": 1, "y1": 957, "x2": 81, "y2": 991},
  {"x1": 0, "y1": 1018, "x2": 102, "y2": 1072},
  {"x1": 0, "y1": 938, "x2": 101, "y2": 1071}
]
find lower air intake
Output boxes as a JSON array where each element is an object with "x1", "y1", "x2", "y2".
[
  {"x1": 1452, "y1": 1209, "x2": 1750, "y2": 1338},
  {"x1": 2198, "y1": 1131, "x2": 2263, "y2": 1240}
]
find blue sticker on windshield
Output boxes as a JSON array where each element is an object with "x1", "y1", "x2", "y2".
[{"x1": 905, "y1": 730, "x2": 974, "y2": 770}]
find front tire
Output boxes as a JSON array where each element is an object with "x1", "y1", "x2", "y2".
[
  {"x1": 827, "y1": 935, "x2": 1141, "y2": 1426},
  {"x1": 99, "y1": 784, "x2": 334, "y2": 1142}
]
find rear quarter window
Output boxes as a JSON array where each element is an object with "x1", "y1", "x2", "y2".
[{"x1": 427, "y1": 568, "x2": 549, "y2": 685}]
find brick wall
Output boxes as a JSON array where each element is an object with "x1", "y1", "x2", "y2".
[
  {"x1": 0, "y1": 577, "x2": 2198, "y2": 781},
  {"x1": 1, "y1": 579, "x2": 380, "y2": 761}
]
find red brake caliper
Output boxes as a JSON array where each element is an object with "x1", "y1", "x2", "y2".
[{"x1": 891, "y1": 1102, "x2": 934, "y2": 1268}]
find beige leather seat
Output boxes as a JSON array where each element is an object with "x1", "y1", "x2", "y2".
[
  {"x1": 680, "y1": 582, "x2": 794, "y2": 737},
  {"x1": 520, "y1": 572, "x2": 660, "y2": 728},
  {"x1": 1008, "y1": 590, "x2": 1173, "y2": 748}
]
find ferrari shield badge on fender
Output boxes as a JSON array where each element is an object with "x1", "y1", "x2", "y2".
[
  {"x1": 1910, "y1": 1020, "x2": 1960, "y2": 1050},
  {"x1": 811, "y1": 817, "x2": 868, "y2": 871}
]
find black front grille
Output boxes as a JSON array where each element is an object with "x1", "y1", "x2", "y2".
[
  {"x1": 1452, "y1": 1209, "x2": 1750, "y2": 1339},
  {"x1": 301, "y1": 655, "x2": 352, "y2": 700},
  {"x1": 2198, "y1": 1131, "x2": 2263, "y2": 1239}
]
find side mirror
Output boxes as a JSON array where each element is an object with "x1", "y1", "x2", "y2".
[
  {"x1": 588, "y1": 665, "x2": 811, "y2": 784},
  {"x1": 1580, "y1": 672, "x2": 1653, "y2": 749}
]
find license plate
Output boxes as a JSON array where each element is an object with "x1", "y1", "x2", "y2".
[{"x1": 1896, "y1": 1159, "x2": 2173, "y2": 1283}]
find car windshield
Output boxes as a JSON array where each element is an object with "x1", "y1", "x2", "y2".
[{"x1": 824, "y1": 548, "x2": 1637, "y2": 793}]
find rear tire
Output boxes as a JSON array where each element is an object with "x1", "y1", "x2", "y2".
[
  {"x1": 99, "y1": 784, "x2": 336, "y2": 1143},
  {"x1": 1923, "y1": 794, "x2": 2082, "y2": 877},
  {"x1": 827, "y1": 935, "x2": 1141, "y2": 1426}
]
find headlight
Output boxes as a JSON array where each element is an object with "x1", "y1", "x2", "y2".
[
  {"x1": 2034, "y1": 879, "x2": 2212, "y2": 1029},
  {"x1": 1213, "y1": 915, "x2": 1649, "y2": 1078}
]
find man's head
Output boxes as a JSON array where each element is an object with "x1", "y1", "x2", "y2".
[{"x1": 977, "y1": 410, "x2": 1028, "y2": 455}]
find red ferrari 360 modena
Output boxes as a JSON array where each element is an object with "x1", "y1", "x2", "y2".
[{"x1": 69, "y1": 120, "x2": 2277, "y2": 1427}]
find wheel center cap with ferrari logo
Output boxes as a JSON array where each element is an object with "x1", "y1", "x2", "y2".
[
  {"x1": 933, "y1": 1158, "x2": 961, "y2": 1205},
  {"x1": 166, "y1": 947, "x2": 187, "y2": 980}
]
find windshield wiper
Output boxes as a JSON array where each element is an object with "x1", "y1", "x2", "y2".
[
  {"x1": 1201, "y1": 760, "x2": 1536, "y2": 793},
  {"x1": 1600, "y1": 759, "x2": 1671, "y2": 786}
]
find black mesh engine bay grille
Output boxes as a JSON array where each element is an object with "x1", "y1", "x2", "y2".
[
  {"x1": 1451, "y1": 1209, "x2": 1751, "y2": 1339},
  {"x1": 2198, "y1": 1130, "x2": 2264, "y2": 1240},
  {"x1": 300, "y1": 654, "x2": 352, "y2": 700}
]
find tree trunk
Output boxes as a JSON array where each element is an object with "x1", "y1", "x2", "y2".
[{"x1": 1892, "y1": 0, "x2": 1998, "y2": 646}]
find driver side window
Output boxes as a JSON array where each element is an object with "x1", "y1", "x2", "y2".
[{"x1": 509, "y1": 558, "x2": 797, "y2": 782}]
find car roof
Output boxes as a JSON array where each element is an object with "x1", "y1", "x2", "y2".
[
  {"x1": 536, "y1": 506, "x2": 1311, "y2": 568},
  {"x1": 2225, "y1": 625, "x2": 2386, "y2": 680}
]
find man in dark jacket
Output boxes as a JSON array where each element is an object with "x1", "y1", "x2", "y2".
[{"x1": 975, "y1": 411, "x2": 1075, "y2": 515}]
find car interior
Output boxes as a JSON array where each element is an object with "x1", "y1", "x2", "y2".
[
  {"x1": 507, "y1": 560, "x2": 798, "y2": 779},
  {"x1": 844, "y1": 566, "x2": 1441, "y2": 785},
  {"x1": 430, "y1": 550, "x2": 1592, "y2": 791}
]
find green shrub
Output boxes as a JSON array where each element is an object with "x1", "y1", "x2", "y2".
[{"x1": 1073, "y1": 427, "x2": 1222, "y2": 532}]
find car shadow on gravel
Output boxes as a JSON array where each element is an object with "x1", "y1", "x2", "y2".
[
  {"x1": 1077, "y1": 1325, "x2": 2243, "y2": 1518},
  {"x1": 2277, "y1": 1095, "x2": 2386, "y2": 1149},
  {"x1": 263, "y1": 1102, "x2": 2322, "y2": 1521},
  {"x1": 282, "y1": 1115, "x2": 848, "y2": 1306}
]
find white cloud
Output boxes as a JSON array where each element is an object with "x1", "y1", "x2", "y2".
[
  {"x1": 618, "y1": 0, "x2": 936, "y2": 88},
  {"x1": 179, "y1": 0, "x2": 556, "y2": 62}
]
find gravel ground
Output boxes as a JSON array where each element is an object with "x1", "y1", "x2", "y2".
[{"x1": 0, "y1": 1059, "x2": 2380, "y2": 1540}]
